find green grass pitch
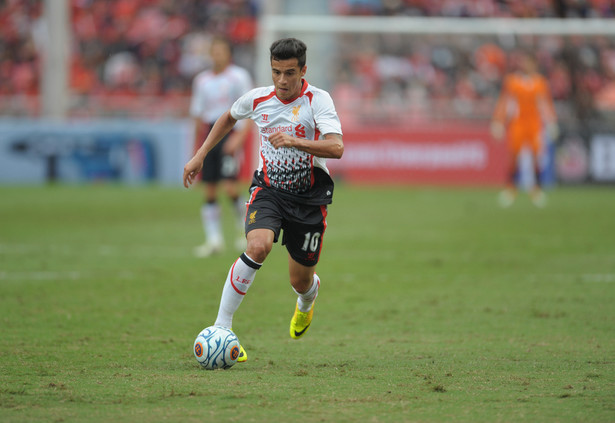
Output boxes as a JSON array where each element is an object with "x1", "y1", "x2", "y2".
[{"x1": 0, "y1": 184, "x2": 613, "y2": 422}]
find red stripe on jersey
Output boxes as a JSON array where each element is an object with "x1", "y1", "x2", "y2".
[
  {"x1": 259, "y1": 150, "x2": 271, "y2": 186},
  {"x1": 246, "y1": 186, "x2": 262, "y2": 206},
  {"x1": 229, "y1": 259, "x2": 246, "y2": 296},
  {"x1": 316, "y1": 205, "x2": 328, "y2": 263},
  {"x1": 305, "y1": 91, "x2": 313, "y2": 104},
  {"x1": 253, "y1": 90, "x2": 276, "y2": 110},
  {"x1": 245, "y1": 186, "x2": 262, "y2": 215}
]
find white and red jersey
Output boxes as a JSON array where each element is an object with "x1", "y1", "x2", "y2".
[
  {"x1": 190, "y1": 64, "x2": 253, "y2": 124},
  {"x1": 230, "y1": 80, "x2": 342, "y2": 204}
]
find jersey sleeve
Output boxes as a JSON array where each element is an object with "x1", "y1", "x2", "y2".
[
  {"x1": 230, "y1": 69, "x2": 254, "y2": 129},
  {"x1": 230, "y1": 89, "x2": 256, "y2": 121},
  {"x1": 312, "y1": 91, "x2": 343, "y2": 136}
]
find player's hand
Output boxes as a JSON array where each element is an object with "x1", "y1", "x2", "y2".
[
  {"x1": 490, "y1": 121, "x2": 505, "y2": 141},
  {"x1": 183, "y1": 155, "x2": 204, "y2": 188},
  {"x1": 268, "y1": 132, "x2": 294, "y2": 149}
]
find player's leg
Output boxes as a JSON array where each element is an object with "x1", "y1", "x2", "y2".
[
  {"x1": 221, "y1": 160, "x2": 247, "y2": 252},
  {"x1": 500, "y1": 131, "x2": 522, "y2": 208},
  {"x1": 195, "y1": 143, "x2": 225, "y2": 257},
  {"x1": 284, "y1": 204, "x2": 327, "y2": 339},
  {"x1": 214, "y1": 221, "x2": 277, "y2": 330},
  {"x1": 288, "y1": 258, "x2": 320, "y2": 339},
  {"x1": 214, "y1": 229, "x2": 273, "y2": 329},
  {"x1": 505, "y1": 150, "x2": 520, "y2": 188},
  {"x1": 213, "y1": 188, "x2": 282, "y2": 361},
  {"x1": 529, "y1": 133, "x2": 547, "y2": 208},
  {"x1": 213, "y1": 228, "x2": 273, "y2": 363}
]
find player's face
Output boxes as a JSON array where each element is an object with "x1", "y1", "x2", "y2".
[
  {"x1": 271, "y1": 58, "x2": 306, "y2": 101},
  {"x1": 210, "y1": 41, "x2": 231, "y2": 71},
  {"x1": 519, "y1": 55, "x2": 537, "y2": 74}
]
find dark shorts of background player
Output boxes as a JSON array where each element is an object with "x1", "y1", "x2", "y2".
[
  {"x1": 245, "y1": 187, "x2": 327, "y2": 267},
  {"x1": 201, "y1": 130, "x2": 239, "y2": 182}
]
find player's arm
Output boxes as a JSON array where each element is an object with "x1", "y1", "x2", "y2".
[
  {"x1": 183, "y1": 110, "x2": 237, "y2": 188},
  {"x1": 193, "y1": 118, "x2": 206, "y2": 149},
  {"x1": 490, "y1": 79, "x2": 510, "y2": 140},
  {"x1": 223, "y1": 119, "x2": 253, "y2": 155},
  {"x1": 224, "y1": 69, "x2": 255, "y2": 155},
  {"x1": 268, "y1": 132, "x2": 344, "y2": 159}
]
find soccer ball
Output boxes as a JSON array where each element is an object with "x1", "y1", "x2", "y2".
[{"x1": 193, "y1": 326, "x2": 240, "y2": 370}]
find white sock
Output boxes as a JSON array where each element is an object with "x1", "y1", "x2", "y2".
[
  {"x1": 201, "y1": 202, "x2": 222, "y2": 245},
  {"x1": 294, "y1": 274, "x2": 320, "y2": 312},
  {"x1": 214, "y1": 253, "x2": 262, "y2": 328}
]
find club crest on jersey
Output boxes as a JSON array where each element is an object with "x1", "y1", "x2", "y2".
[
  {"x1": 262, "y1": 114, "x2": 269, "y2": 122},
  {"x1": 291, "y1": 105, "x2": 301, "y2": 122}
]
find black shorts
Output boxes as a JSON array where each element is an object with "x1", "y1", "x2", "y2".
[
  {"x1": 201, "y1": 132, "x2": 239, "y2": 182},
  {"x1": 245, "y1": 186, "x2": 328, "y2": 267}
]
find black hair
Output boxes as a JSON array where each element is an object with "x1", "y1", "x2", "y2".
[{"x1": 269, "y1": 38, "x2": 307, "y2": 68}]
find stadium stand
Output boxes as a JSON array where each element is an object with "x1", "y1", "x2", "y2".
[
  {"x1": 0, "y1": 0, "x2": 258, "y2": 117},
  {"x1": 0, "y1": 0, "x2": 614, "y2": 122}
]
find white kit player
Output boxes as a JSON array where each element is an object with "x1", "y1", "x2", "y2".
[
  {"x1": 190, "y1": 36, "x2": 253, "y2": 257},
  {"x1": 183, "y1": 38, "x2": 344, "y2": 362}
]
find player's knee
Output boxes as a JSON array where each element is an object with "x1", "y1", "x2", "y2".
[{"x1": 246, "y1": 237, "x2": 272, "y2": 263}]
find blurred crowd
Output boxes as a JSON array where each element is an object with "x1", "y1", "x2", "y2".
[
  {"x1": 0, "y1": 0, "x2": 258, "y2": 117},
  {"x1": 333, "y1": 0, "x2": 615, "y2": 18},
  {"x1": 333, "y1": 32, "x2": 615, "y2": 127},
  {"x1": 332, "y1": 0, "x2": 615, "y2": 127},
  {"x1": 1, "y1": 0, "x2": 615, "y2": 124}
]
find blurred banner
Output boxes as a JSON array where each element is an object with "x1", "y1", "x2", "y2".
[
  {"x1": 0, "y1": 120, "x2": 192, "y2": 185},
  {"x1": 554, "y1": 131, "x2": 615, "y2": 184},
  {"x1": 328, "y1": 124, "x2": 509, "y2": 186},
  {"x1": 590, "y1": 134, "x2": 615, "y2": 182},
  {"x1": 1, "y1": 119, "x2": 612, "y2": 186}
]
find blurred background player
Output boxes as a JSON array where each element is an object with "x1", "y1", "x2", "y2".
[
  {"x1": 190, "y1": 36, "x2": 253, "y2": 257},
  {"x1": 491, "y1": 49, "x2": 558, "y2": 208}
]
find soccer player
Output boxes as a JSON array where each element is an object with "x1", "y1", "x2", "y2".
[
  {"x1": 190, "y1": 36, "x2": 253, "y2": 257},
  {"x1": 491, "y1": 49, "x2": 558, "y2": 208},
  {"x1": 183, "y1": 38, "x2": 344, "y2": 362}
]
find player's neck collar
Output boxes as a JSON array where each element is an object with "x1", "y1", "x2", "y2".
[{"x1": 213, "y1": 63, "x2": 230, "y2": 75}]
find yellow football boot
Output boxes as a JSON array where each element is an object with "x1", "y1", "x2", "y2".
[
  {"x1": 290, "y1": 302, "x2": 314, "y2": 339},
  {"x1": 237, "y1": 344, "x2": 248, "y2": 363},
  {"x1": 231, "y1": 328, "x2": 248, "y2": 363}
]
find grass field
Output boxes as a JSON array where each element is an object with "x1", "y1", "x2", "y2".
[{"x1": 0, "y1": 184, "x2": 614, "y2": 422}]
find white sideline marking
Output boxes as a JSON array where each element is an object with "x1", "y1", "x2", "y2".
[
  {"x1": 0, "y1": 270, "x2": 82, "y2": 281},
  {"x1": 0, "y1": 243, "x2": 187, "y2": 258},
  {"x1": 0, "y1": 270, "x2": 135, "y2": 281},
  {"x1": 582, "y1": 274, "x2": 615, "y2": 283}
]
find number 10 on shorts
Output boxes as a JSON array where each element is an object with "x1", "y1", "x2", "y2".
[{"x1": 301, "y1": 232, "x2": 321, "y2": 252}]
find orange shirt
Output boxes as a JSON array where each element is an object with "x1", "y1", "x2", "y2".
[{"x1": 493, "y1": 72, "x2": 555, "y2": 131}]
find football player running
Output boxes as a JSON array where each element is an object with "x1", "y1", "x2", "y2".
[{"x1": 183, "y1": 38, "x2": 344, "y2": 362}]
